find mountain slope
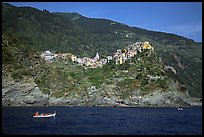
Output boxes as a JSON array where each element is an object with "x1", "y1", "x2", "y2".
[
  {"x1": 54, "y1": 12, "x2": 202, "y2": 98},
  {"x1": 2, "y1": 3, "x2": 202, "y2": 99},
  {"x1": 2, "y1": 4, "x2": 103, "y2": 57},
  {"x1": 3, "y1": 32, "x2": 197, "y2": 107}
]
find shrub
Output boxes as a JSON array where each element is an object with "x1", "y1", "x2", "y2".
[
  {"x1": 52, "y1": 91, "x2": 64, "y2": 98},
  {"x1": 41, "y1": 88, "x2": 50, "y2": 95},
  {"x1": 20, "y1": 69, "x2": 31, "y2": 76},
  {"x1": 136, "y1": 73, "x2": 142, "y2": 79},
  {"x1": 141, "y1": 79, "x2": 148, "y2": 86},
  {"x1": 156, "y1": 79, "x2": 167, "y2": 89},
  {"x1": 11, "y1": 70, "x2": 23, "y2": 79}
]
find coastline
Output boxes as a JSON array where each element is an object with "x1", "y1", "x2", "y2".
[{"x1": 2, "y1": 103, "x2": 202, "y2": 108}]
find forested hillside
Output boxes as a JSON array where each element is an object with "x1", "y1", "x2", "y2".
[{"x1": 2, "y1": 3, "x2": 202, "y2": 100}]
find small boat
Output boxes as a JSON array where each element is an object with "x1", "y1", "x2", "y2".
[
  {"x1": 33, "y1": 111, "x2": 56, "y2": 118},
  {"x1": 176, "y1": 107, "x2": 183, "y2": 111}
]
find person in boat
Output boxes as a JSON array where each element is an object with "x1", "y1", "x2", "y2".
[
  {"x1": 42, "y1": 113, "x2": 47, "y2": 116},
  {"x1": 34, "y1": 112, "x2": 39, "y2": 116}
]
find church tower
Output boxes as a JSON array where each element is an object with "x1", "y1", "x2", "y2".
[{"x1": 94, "y1": 52, "x2": 100, "y2": 61}]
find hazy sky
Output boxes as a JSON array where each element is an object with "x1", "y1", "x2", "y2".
[{"x1": 7, "y1": 2, "x2": 202, "y2": 42}]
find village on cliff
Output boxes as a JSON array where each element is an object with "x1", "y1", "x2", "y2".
[{"x1": 40, "y1": 41, "x2": 154, "y2": 68}]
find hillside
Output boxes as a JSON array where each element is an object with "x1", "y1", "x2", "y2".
[
  {"x1": 2, "y1": 3, "x2": 103, "y2": 57},
  {"x1": 54, "y1": 12, "x2": 202, "y2": 98},
  {"x1": 4, "y1": 33, "x2": 200, "y2": 107},
  {"x1": 2, "y1": 3, "x2": 202, "y2": 107}
]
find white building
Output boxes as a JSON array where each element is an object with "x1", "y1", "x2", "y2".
[
  {"x1": 41, "y1": 50, "x2": 54, "y2": 60},
  {"x1": 100, "y1": 59, "x2": 108, "y2": 65},
  {"x1": 93, "y1": 52, "x2": 100, "y2": 61},
  {"x1": 107, "y1": 56, "x2": 113, "y2": 63},
  {"x1": 54, "y1": 54, "x2": 58, "y2": 58},
  {"x1": 71, "y1": 55, "x2": 77, "y2": 62}
]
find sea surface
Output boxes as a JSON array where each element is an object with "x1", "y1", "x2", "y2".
[{"x1": 2, "y1": 106, "x2": 202, "y2": 135}]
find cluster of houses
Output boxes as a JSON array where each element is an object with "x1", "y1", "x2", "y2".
[
  {"x1": 113, "y1": 41, "x2": 154, "y2": 65},
  {"x1": 40, "y1": 51, "x2": 77, "y2": 62},
  {"x1": 40, "y1": 41, "x2": 154, "y2": 68},
  {"x1": 75, "y1": 53, "x2": 108, "y2": 68},
  {"x1": 40, "y1": 51, "x2": 106, "y2": 68}
]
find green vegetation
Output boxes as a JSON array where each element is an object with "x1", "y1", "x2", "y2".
[{"x1": 2, "y1": 3, "x2": 202, "y2": 98}]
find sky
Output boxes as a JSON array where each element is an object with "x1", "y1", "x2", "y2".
[{"x1": 6, "y1": 2, "x2": 202, "y2": 42}]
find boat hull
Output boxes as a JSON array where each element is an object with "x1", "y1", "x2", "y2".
[{"x1": 33, "y1": 112, "x2": 56, "y2": 118}]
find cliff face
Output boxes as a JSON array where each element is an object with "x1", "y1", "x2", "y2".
[
  {"x1": 2, "y1": 73, "x2": 48, "y2": 106},
  {"x1": 2, "y1": 71, "x2": 200, "y2": 107}
]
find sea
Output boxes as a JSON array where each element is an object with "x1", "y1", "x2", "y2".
[{"x1": 2, "y1": 106, "x2": 202, "y2": 135}]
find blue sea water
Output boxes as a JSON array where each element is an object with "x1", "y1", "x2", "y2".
[{"x1": 2, "y1": 106, "x2": 202, "y2": 135}]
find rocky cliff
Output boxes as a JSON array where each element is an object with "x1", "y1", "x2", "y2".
[{"x1": 2, "y1": 71, "x2": 201, "y2": 107}]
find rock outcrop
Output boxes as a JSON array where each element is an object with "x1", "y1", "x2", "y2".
[
  {"x1": 2, "y1": 73, "x2": 48, "y2": 106},
  {"x1": 2, "y1": 74, "x2": 201, "y2": 107}
]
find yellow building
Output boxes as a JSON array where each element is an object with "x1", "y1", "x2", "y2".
[
  {"x1": 143, "y1": 41, "x2": 153, "y2": 50},
  {"x1": 119, "y1": 56, "x2": 123, "y2": 64},
  {"x1": 122, "y1": 48, "x2": 127, "y2": 54},
  {"x1": 71, "y1": 55, "x2": 77, "y2": 62},
  {"x1": 122, "y1": 52, "x2": 126, "y2": 57}
]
